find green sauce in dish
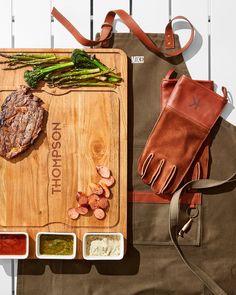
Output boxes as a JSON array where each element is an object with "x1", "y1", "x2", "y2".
[{"x1": 40, "y1": 235, "x2": 74, "y2": 256}]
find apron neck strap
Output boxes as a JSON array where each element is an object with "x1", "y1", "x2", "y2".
[{"x1": 51, "y1": 7, "x2": 195, "y2": 57}]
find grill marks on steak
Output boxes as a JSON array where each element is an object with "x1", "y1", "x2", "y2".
[{"x1": 0, "y1": 85, "x2": 44, "y2": 159}]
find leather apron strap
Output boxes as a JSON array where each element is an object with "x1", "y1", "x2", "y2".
[
  {"x1": 51, "y1": 7, "x2": 195, "y2": 57},
  {"x1": 169, "y1": 172, "x2": 236, "y2": 295}
]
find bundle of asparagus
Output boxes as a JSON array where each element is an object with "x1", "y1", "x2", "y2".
[{"x1": 0, "y1": 49, "x2": 122, "y2": 89}]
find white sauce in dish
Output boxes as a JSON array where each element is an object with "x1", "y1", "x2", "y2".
[{"x1": 86, "y1": 235, "x2": 121, "y2": 256}]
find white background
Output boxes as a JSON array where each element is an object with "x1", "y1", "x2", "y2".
[{"x1": 0, "y1": 0, "x2": 235, "y2": 294}]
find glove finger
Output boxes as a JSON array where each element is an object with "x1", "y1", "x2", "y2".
[
  {"x1": 137, "y1": 152, "x2": 153, "y2": 177},
  {"x1": 141, "y1": 156, "x2": 165, "y2": 185},
  {"x1": 151, "y1": 162, "x2": 177, "y2": 194},
  {"x1": 185, "y1": 143, "x2": 209, "y2": 183}
]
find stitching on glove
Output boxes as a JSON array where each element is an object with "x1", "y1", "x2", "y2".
[
  {"x1": 140, "y1": 153, "x2": 154, "y2": 177},
  {"x1": 160, "y1": 165, "x2": 177, "y2": 194},
  {"x1": 147, "y1": 158, "x2": 165, "y2": 185}
]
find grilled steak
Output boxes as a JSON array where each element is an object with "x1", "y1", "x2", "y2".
[{"x1": 0, "y1": 85, "x2": 44, "y2": 159}]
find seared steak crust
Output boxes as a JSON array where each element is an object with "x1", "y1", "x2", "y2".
[{"x1": 0, "y1": 85, "x2": 44, "y2": 159}]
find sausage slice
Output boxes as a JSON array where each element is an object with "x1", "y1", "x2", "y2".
[
  {"x1": 94, "y1": 208, "x2": 105, "y2": 220},
  {"x1": 98, "y1": 180, "x2": 111, "y2": 198},
  {"x1": 68, "y1": 208, "x2": 80, "y2": 220},
  {"x1": 99, "y1": 176, "x2": 115, "y2": 187},
  {"x1": 76, "y1": 206, "x2": 89, "y2": 215},
  {"x1": 96, "y1": 166, "x2": 111, "y2": 178},
  {"x1": 89, "y1": 183, "x2": 104, "y2": 195},
  {"x1": 88, "y1": 194, "x2": 100, "y2": 210},
  {"x1": 98, "y1": 197, "x2": 109, "y2": 210}
]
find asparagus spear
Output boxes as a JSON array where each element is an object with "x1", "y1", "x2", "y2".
[
  {"x1": 0, "y1": 49, "x2": 122, "y2": 88},
  {"x1": 45, "y1": 68, "x2": 100, "y2": 82},
  {"x1": 52, "y1": 70, "x2": 110, "y2": 85},
  {"x1": 25, "y1": 49, "x2": 122, "y2": 88},
  {"x1": 24, "y1": 62, "x2": 74, "y2": 88},
  {"x1": 57, "y1": 80, "x2": 116, "y2": 88}
]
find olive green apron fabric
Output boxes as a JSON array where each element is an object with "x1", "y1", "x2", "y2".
[
  {"x1": 106, "y1": 33, "x2": 200, "y2": 246},
  {"x1": 17, "y1": 34, "x2": 236, "y2": 295}
]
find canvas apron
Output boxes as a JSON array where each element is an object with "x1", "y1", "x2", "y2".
[{"x1": 17, "y1": 23, "x2": 236, "y2": 295}]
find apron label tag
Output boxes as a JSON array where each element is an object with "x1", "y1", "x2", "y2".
[{"x1": 131, "y1": 56, "x2": 144, "y2": 64}]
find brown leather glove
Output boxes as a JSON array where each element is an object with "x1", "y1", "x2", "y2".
[
  {"x1": 160, "y1": 71, "x2": 213, "y2": 187},
  {"x1": 138, "y1": 75, "x2": 227, "y2": 194}
]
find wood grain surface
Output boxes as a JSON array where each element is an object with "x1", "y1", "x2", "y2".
[{"x1": 0, "y1": 48, "x2": 127, "y2": 259}]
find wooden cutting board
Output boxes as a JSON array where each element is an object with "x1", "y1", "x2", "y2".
[{"x1": 0, "y1": 49, "x2": 127, "y2": 259}]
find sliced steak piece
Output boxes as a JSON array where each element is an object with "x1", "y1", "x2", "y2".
[{"x1": 0, "y1": 85, "x2": 44, "y2": 159}]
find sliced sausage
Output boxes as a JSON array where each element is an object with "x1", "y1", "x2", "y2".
[
  {"x1": 76, "y1": 206, "x2": 89, "y2": 215},
  {"x1": 94, "y1": 208, "x2": 105, "y2": 220},
  {"x1": 88, "y1": 194, "x2": 100, "y2": 210},
  {"x1": 98, "y1": 197, "x2": 109, "y2": 210},
  {"x1": 98, "y1": 180, "x2": 110, "y2": 198},
  {"x1": 77, "y1": 195, "x2": 88, "y2": 206},
  {"x1": 99, "y1": 176, "x2": 115, "y2": 187},
  {"x1": 68, "y1": 207, "x2": 80, "y2": 220},
  {"x1": 76, "y1": 191, "x2": 87, "y2": 202},
  {"x1": 89, "y1": 183, "x2": 104, "y2": 195},
  {"x1": 96, "y1": 165, "x2": 111, "y2": 178}
]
